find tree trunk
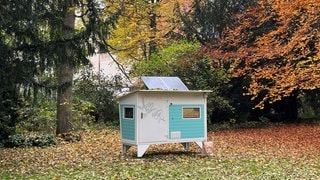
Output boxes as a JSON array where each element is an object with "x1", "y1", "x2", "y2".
[
  {"x1": 56, "y1": 5, "x2": 75, "y2": 135},
  {"x1": 148, "y1": 0, "x2": 157, "y2": 59},
  {"x1": 56, "y1": 65, "x2": 73, "y2": 134}
]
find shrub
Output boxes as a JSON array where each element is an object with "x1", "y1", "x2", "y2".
[
  {"x1": 134, "y1": 40, "x2": 234, "y2": 124},
  {"x1": 16, "y1": 98, "x2": 56, "y2": 134},
  {"x1": 74, "y1": 67, "x2": 122, "y2": 122},
  {"x1": 299, "y1": 89, "x2": 320, "y2": 120},
  {"x1": 4, "y1": 134, "x2": 56, "y2": 148},
  {"x1": 0, "y1": 97, "x2": 21, "y2": 142},
  {"x1": 72, "y1": 98, "x2": 96, "y2": 130}
]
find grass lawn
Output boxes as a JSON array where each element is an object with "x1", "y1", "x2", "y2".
[{"x1": 0, "y1": 123, "x2": 319, "y2": 179}]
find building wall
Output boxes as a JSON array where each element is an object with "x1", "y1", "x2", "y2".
[
  {"x1": 119, "y1": 91, "x2": 208, "y2": 144},
  {"x1": 169, "y1": 104, "x2": 205, "y2": 139},
  {"x1": 89, "y1": 53, "x2": 126, "y2": 77}
]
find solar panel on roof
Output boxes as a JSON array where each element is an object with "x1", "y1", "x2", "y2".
[{"x1": 141, "y1": 76, "x2": 189, "y2": 91}]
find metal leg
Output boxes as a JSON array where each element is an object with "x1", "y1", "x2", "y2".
[
  {"x1": 181, "y1": 142, "x2": 190, "y2": 150},
  {"x1": 137, "y1": 145, "x2": 150, "y2": 157},
  {"x1": 122, "y1": 144, "x2": 131, "y2": 155},
  {"x1": 195, "y1": 141, "x2": 203, "y2": 149}
]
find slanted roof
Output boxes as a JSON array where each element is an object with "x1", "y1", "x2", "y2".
[{"x1": 141, "y1": 76, "x2": 188, "y2": 91}]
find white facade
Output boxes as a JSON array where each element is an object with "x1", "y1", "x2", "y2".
[{"x1": 118, "y1": 90, "x2": 211, "y2": 157}]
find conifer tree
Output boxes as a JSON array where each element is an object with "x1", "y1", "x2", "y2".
[{"x1": 0, "y1": 0, "x2": 123, "y2": 137}]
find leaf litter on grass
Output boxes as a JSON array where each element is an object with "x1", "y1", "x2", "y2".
[
  {"x1": 210, "y1": 123, "x2": 320, "y2": 158},
  {"x1": 0, "y1": 123, "x2": 319, "y2": 178}
]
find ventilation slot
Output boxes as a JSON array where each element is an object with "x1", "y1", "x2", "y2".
[{"x1": 171, "y1": 131, "x2": 181, "y2": 139}]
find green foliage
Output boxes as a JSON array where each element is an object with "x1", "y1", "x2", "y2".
[
  {"x1": 74, "y1": 67, "x2": 122, "y2": 122},
  {"x1": 134, "y1": 40, "x2": 199, "y2": 76},
  {"x1": 0, "y1": 99, "x2": 19, "y2": 142},
  {"x1": 135, "y1": 40, "x2": 234, "y2": 123},
  {"x1": 16, "y1": 92, "x2": 97, "y2": 134},
  {"x1": 134, "y1": 54, "x2": 171, "y2": 76},
  {"x1": 174, "y1": 57, "x2": 234, "y2": 123},
  {"x1": 72, "y1": 98, "x2": 96, "y2": 130},
  {"x1": 0, "y1": 0, "x2": 123, "y2": 138},
  {"x1": 134, "y1": 40, "x2": 195, "y2": 75},
  {"x1": 299, "y1": 90, "x2": 320, "y2": 121},
  {"x1": 178, "y1": 0, "x2": 254, "y2": 44},
  {"x1": 16, "y1": 98, "x2": 56, "y2": 134},
  {"x1": 4, "y1": 134, "x2": 56, "y2": 148},
  {"x1": 0, "y1": 48, "x2": 30, "y2": 141}
]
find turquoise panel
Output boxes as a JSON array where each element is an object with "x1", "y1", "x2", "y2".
[
  {"x1": 120, "y1": 105, "x2": 135, "y2": 141},
  {"x1": 169, "y1": 104, "x2": 205, "y2": 139}
]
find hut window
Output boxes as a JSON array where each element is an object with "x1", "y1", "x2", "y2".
[
  {"x1": 183, "y1": 107, "x2": 200, "y2": 118},
  {"x1": 124, "y1": 107, "x2": 134, "y2": 119}
]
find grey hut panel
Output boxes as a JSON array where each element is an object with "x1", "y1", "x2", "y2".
[{"x1": 141, "y1": 76, "x2": 188, "y2": 90}]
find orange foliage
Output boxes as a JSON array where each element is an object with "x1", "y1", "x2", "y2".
[{"x1": 206, "y1": 0, "x2": 320, "y2": 108}]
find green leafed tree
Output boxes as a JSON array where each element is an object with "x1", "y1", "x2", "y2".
[
  {"x1": 135, "y1": 40, "x2": 234, "y2": 123},
  {"x1": 0, "y1": 0, "x2": 123, "y2": 138}
]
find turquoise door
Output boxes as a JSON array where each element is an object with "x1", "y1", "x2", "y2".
[
  {"x1": 169, "y1": 104, "x2": 205, "y2": 139},
  {"x1": 120, "y1": 105, "x2": 135, "y2": 141}
]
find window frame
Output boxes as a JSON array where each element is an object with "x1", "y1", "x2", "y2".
[
  {"x1": 123, "y1": 105, "x2": 135, "y2": 120},
  {"x1": 182, "y1": 106, "x2": 201, "y2": 119}
]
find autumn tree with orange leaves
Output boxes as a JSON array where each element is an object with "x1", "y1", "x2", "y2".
[{"x1": 205, "y1": 0, "x2": 320, "y2": 120}]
